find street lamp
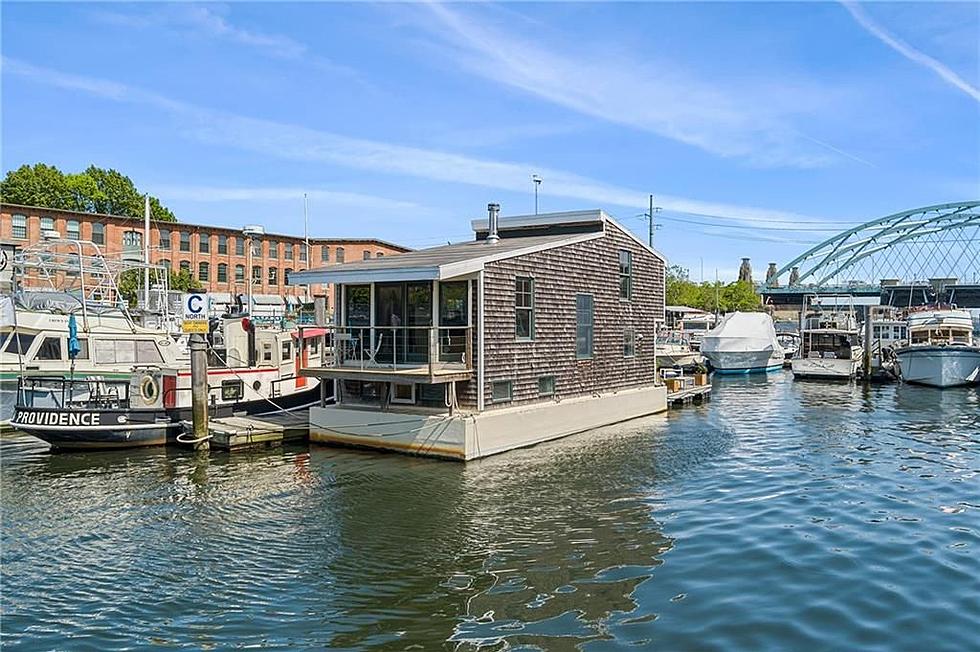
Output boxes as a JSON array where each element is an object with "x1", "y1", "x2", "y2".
[{"x1": 531, "y1": 174, "x2": 542, "y2": 215}]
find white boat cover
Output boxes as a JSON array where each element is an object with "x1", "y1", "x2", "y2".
[
  {"x1": 702, "y1": 312, "x2": 784, "y2": 356},
  {"x1": 0, "y1": 295, "x2": 14, "y2": 328}
]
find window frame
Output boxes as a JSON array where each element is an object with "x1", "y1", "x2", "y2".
[
  {"x1": 158, "y1": 228, "x2": 170, "y2": 250},
  {"x1": 11, "y1": 214, "x2": 27, "y2": 239},
  {"x1": 619, "y1": 249, "x2": 632, "y2": 301},
  {"x1": 199, "y1": 233, "x2": 210, "y2": 254},
  {"x1": 391, "y1": 383, "x2": 416, "y2": 404},
  {"x1": 66, "y1": 219, "x2": 80, "y2": 240},
  {"x1": 217, "y1": 262, "x2": 228, "y2": 283},
  {"x1": 179, "y1": 231, "x2": 191, "y2": 252},
  {"x1": 235, "y1": 238, "x2": 245, "y2": 256},
  {"x1": 320, "y1": 246, "x2": 330, "y2": 263},
  {"x1": 40, "y1": 216, "x2": 54, "y2": 232},
  {"x1": 491, "y1": 380, "x2": 513, "y2": 404},
  {"x1": 217, "y1": 234, "x2": 228, "y2": 255},
  {"x1": 235, "y1": 265, "x2": 245, "y2": 282},
  {"x1": 91, "y1": 222, "x2": 105, "y2": 245},
  {"x1": 198, "y1": 261, "x2": 210, "y2": 282},
  {"x1": 623, "y1": 328, "x2": 636, "y2": 358},
  {"x1": 575, "y1": 294, "x2": 594, "y2": 360},
  {"x1": 538, "y1": 375, "x2": 555, "y2": 397},
  {"x1": 515, "y1": 276, "x2": 535, "y2": 341}
]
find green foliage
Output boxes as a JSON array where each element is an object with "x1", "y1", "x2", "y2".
[
  {"x1": 666, "y1": 265, "x2": 761, "y2": 313},
  {"x1": 117, "y1": 268, "x2": 201, "y2": 307},
  {"x1": 0, "y1": 163, "x2": 177, "y2": 222}
]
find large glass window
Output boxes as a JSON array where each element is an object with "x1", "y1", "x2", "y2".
[
  {"x1": 180, "y1": 231, "x2": 191, "y2": 252},
  {"x1": 576, "y1": 294, "x2": 594, "y2": 359},
  {"x1": 619, "y1": 250, "x2": 632, "y2": 300},
  {"x1": 11, "y1": 215, "x2": 27, "y2": 239},
  {"x1": 199, "y1": 234, "x2": 210, "y2": 253},
  {"x1": 199, "y1": 262, "x2": 210, "y2": 282},
  {"x1": 40, "y1": 216, "x2": 54, "y2": 231},
  {"x1": 34, "y1": 336, "x2": 62, "y2": 360},
  {"x1": 235, "y1": 265, "x2": 245, "y2": 281},
  {"x1": 66, "y1": 220, "x2": 80, "y2": 240},
  {"x1": 91, "y1": 222, "x2": 105, "y2": 245},
  {"x1": 217, "y1": 263, "x2": 228, "y2": 282},
  {"x1": 269, "y1": 242, "x2": 279, "y2": 259},
  {"x1": 235, "y1": 237, "x2": 245, "y2": 256},
  {"x1": 516, "y1": 277, "x2": 534, "y2": 340},
  {"x1": 158, "y1": 228, "x2": 170, "y2": 250},
  {"x1": 284, "y1": 245, "x2": 293, "y2": 260},
  {"x1": 217, "y1": 234, "x2": 228, "y2": 255},
  {"x1": 344, "y1": 285, "x2": 371, "y2": 326}
]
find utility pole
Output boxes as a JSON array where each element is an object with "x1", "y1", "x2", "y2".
[{"x1": 643, "y1": 195, "x2": 662, "y2": 248}]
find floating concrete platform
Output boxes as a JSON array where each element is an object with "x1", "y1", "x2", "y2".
[{"x1": 188, "y1": 410, "x2": 310, "y2": 451}]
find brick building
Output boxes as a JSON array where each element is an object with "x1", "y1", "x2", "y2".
[{"x1": 1, "y1": 203, "x2": 410, "y2": 313}]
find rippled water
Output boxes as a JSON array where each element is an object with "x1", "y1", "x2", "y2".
[{"x1": 2, "y1": 373, "x2": 978, "y2": 650}]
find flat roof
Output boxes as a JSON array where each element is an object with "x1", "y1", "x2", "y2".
[
  {"x1": 0, "y1": 202, "x2": 411, "y2": 252},
  {"x1": 288, "y1": 231, "x2": 602, "y2": 284}
]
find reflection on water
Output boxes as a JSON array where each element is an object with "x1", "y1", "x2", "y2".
[{"x1": 2, "y1": 372, "x2": 978, "y2": 650}]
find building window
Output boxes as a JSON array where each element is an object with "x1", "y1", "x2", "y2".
[
  {"x1": 40, "y1": 216, "x2": 54, "y2": 231},
  {"x1": 377, "y1": 252, "x2": 384, "y2": 258},
  {"x1": 363, "y1": 250, "x2": 371, "y2": 260},
  {"x1": 623, "y1": 328, "x2": 636, "y2": 357},
  {"x1": 180, "y1": 231, "x2": 190, "y2": 252},
  {"x1": 268, "y1": 267, "x2": 278, "y2": 285},
  {"x1": 576, "y1": 294, "x2": 594, "y2": 359},
  {"x1": 320, "y1": 246, "x2": 330, "y2": 263},
  {"x1": 199, "y1": 234, "x2": 210, "y2": 253},
  {"x1": 251, "y1": 241, "x2": 262, "y2": 257},
  {"x1": 179, "y1": 260, "x2": 190, "y2": 273},
  {"x1": 235, "y1": 265, "x2": 245, "y2": 282},
  {"x1": 300, "y1": 246, "x2": 307, "y2": 262},
  {"x1": 11, "y1": 214, "x2": 27, "y2": 239},
  {"x1": 217, "y1": 234, "x2": 228, "y2": 255},
  {"x1": 66, "y1": 220, "x2": 80, "y2": 240},
  {"x1": 123, "y1": 231, "x2": 142, "y2": 249},
  {"x1": 336, "y1": 247, "x2": 345, "y2": 263},
  {"x1": 91, "y1": 222, "x2": 105, "y2": 245},
  {"x1": 199, "y1": 262, "x2": 210, "y2": 282},
  {"x1": 160, "y1": 259, "x2": 171, "y2": 270},
  {"x1": 269, "y1": 242, "x2": 279, "y2": 259},
  {"x1": 252, "y1": 265, "x2": 262, "y2": 281},
  {"x1": 159, "y1": 228, "x2": 170, "y2": 250},
  {"x1": 391, "y1": 383, "x2": 415, "y2": 404},
  {"x1": 217, "y1": 263, "x2": 228, "y2": 282},
  {"x1": 491, "y1": 380, "x2": 512, "y2": 403},
  {"x1": 284, "y1": 268, "x2": 293, "y2": 284},
  {"x1": 619, "y1": 250, "x2": 632, "y2": 300},
  {"x1": 538, "y1": 375, "x2": 555, "y2": 397},
  {"x1": 235, "y1": 237, "x2": 245, "y2": 256},
  {"x1": 516, "y1": 276, "x2": 534, "y2": 340},
  {"x1": 284, "y1": 245, "x2": 293, "y2": 260}
]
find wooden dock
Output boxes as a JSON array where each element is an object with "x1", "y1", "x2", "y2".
[
  {"x1": 666, "y1": 384, "x2": 712, "y2": 408},
  {"x1": 182, "y1": 409, "x2": 311, "y2": 451}
]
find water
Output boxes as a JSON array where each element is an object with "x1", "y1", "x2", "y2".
[{"x1": 2, "y1": 373, "x2": 978, "y2": 650}]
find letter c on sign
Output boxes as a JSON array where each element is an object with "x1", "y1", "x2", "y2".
[{"x1": 188, "y1": 294, "x2": 204, "y2": 314}]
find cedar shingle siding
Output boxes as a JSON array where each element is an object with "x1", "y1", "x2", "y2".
[{"x1": 458, "y1": 222, "x2": 664, "y2": 409}]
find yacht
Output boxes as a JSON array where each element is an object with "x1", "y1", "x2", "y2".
[
  {"x1": 656, "y1": 331, "x2": 702, "y2": 369},
  {"x1": 895, "y1": 308, "x2": 980, "y2": 388},
  {"x1": 791, "y1": 309, "x2": 863, "y2": 380},
  {"x1": 701, "y1": 312, "x2": 785, "y2": 374},
  {"x1": 4, "y1": 236, "x2": 326, "y2": 447}
]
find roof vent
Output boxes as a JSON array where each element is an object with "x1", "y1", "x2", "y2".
[{"x1": 487, "y1": 203, "x2": 500, "y2": 244}]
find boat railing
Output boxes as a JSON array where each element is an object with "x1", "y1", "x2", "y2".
[
  {"x1": 16, "y1": 376, "x2": 132, "y2": 410},
  {"x1": 297, "y1": 325, "x2": 473, "y2": 375}
]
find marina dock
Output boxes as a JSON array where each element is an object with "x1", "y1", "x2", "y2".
[{"x1": 182, "y1": 409, "x2": 311, "y2": 451}]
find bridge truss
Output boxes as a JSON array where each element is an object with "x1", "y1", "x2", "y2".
[{"x1": 769, "y1": 201, "x2": 980, "y2": 289}]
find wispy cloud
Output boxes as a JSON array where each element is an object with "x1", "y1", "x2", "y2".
[
  {"x1": 93, "y1": 5, "x2": 362, "y2": 80},
  {"x1": 148, "y1": 184, "x2": 423, "y2": 212},
  {"x1": 5, "y1": 57, "x2": 841, "y2": 231},
  {"x1": 414, "y1": 3, "x2": 859, "y2": 169},
  {"x1": 841, "y1": 1, "x2": 980, "y2": 103}
]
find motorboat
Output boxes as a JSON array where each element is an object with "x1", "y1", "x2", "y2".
[
  {"x1": 895, "y1": 308, "x2": 980, "y2": 388},
  {"x1": 5, "y1": 236, "x2": 327, "y2": 448},
  {"x1": 701, "y1": 312, "x2": 785, "y2": 374},
  {"x1": 678, "y1": 314, "x2": 716, "y2": 351},
  {"x1": 656, "y1": 331, "x2": 702, "y2": 369},
  {"x1": 791, "y1": 309, "x2": 863, "y2": 380}
]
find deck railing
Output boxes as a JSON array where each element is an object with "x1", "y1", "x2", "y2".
[{"x1": 297, "y1": 325, "x2": 472, "y2": 377}]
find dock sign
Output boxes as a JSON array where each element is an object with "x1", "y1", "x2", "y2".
[{"x1": 182, "y1": 293, "x2": 210, "y2": 334}]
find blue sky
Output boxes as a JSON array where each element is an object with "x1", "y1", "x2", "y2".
[{"x1": 3, "y1": 2, "x2": 978, "y2": 280}]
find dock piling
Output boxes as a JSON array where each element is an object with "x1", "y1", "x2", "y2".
[{"x1": 189, "y1": 333, "x2": 210, "y2": 451}]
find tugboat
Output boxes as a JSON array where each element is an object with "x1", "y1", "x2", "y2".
[{"x1": 895, "y1": 308, "x2": 980, "y2": 388}]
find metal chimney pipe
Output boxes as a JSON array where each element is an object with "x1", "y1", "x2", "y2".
[{"x1": 487, "y1": 203, "x2": 500, "y2": 243}]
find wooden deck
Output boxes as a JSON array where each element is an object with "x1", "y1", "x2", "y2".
[
  {"x1": 666, "y1": 384, "x2": 712, "y2": 408},
  {"x1": 195, "y1": 410, "x2": 311, "y2": 450}
]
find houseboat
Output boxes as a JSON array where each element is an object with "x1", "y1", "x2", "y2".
[
  {"x1": 290, "y1": 205, "x2": 669, "y2": 461},
  {"x1": 895, "y1": 308, "x2": 980, "y2": 387}
]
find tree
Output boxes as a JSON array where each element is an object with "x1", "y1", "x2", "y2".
[
  {"x1": 117, "y1": 268, "x2": 201, "y2": 307},
  {"x1": 665, "y1": 264, "x2": 760, "y2": 313},
  {"x1": 0, "y1": 163, "x2": 177, "y2": 221},
  {"x1": 720, "y1": 280, "x2": 761, "y2": 312}
]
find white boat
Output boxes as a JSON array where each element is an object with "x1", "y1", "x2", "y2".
[
  {"x1": 701, "y1": 312, "x2": 785, "y2": 374},
  {"x1": 895, "y1": 308, "x2": 980, "y2": 388},
  {"x1": 3, "y1": 237, "x2": 327, "y2": 447},
  {"x1": 791, "y1": 309, "x2": 863, "y2": 380},
  {"x1": 678, "y1": 314, "x2": 716, "y2": 351},
  {"x1": 656, "y1": 332, "x2": 702, "y2": 368}
]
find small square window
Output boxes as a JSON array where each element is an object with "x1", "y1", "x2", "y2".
[
  {"x1": 391, "y1": 383, "x2": 415, "y2": 404},
  {"x1": 491, "y1": 380, "x2": 512, "y2": 403},
  {"x1": 538, "y1": 376, "x2": 555, "y2": 397}
]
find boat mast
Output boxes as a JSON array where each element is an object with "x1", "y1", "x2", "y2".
[{"x1": 143, "y1": 194, "x2": 151, "y2": 309}]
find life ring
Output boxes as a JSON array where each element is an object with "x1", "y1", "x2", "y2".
[{"x1": 139, "y1": 374, "x2": 160, "y2": 406}]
